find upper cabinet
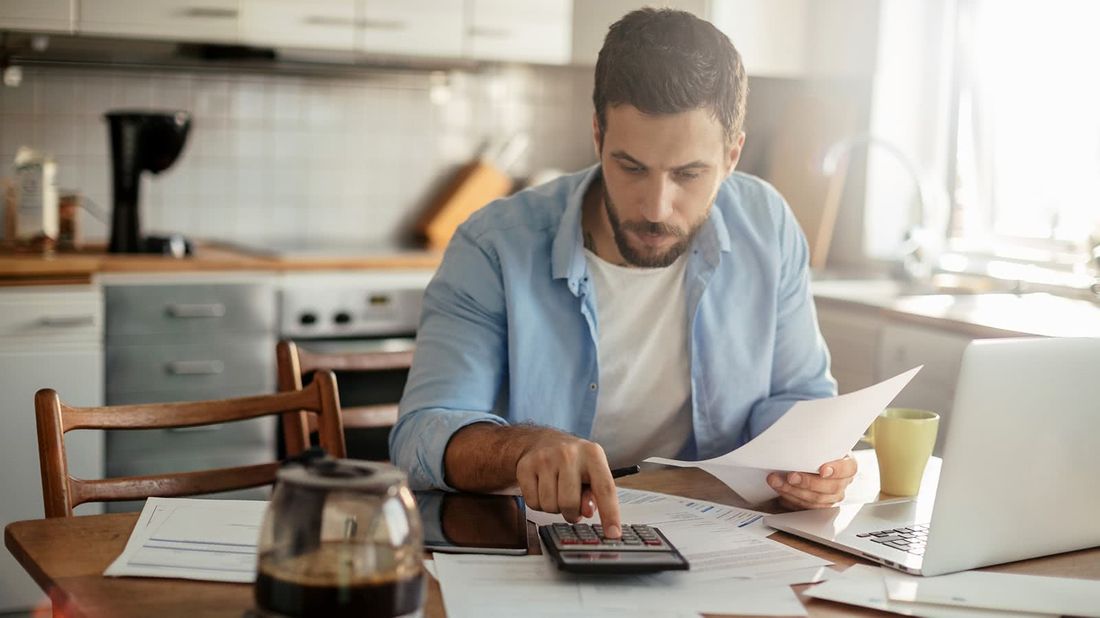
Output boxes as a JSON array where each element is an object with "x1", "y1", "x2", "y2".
[
  {"x1": 0, "y1": 0, "x2": 75, "y2": 33},
  {"x1": 466, "y1": 0, "x2": 571, "y2": 65},
  {"x1": 358, "y1": 0, "x2": 463, "y2": 59},
  {"x1": 79, "y1": 0, "x2": 240, "y2": 44},
  {"x1": 240, "y1": 0, "x2": 356, "y2": 52},
  {"x1": 571, "y1": 0, "x2": 878, "y2": 78}
]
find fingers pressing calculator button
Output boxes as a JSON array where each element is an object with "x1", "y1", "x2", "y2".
[{"x1": 539, "y1": 523, "x2": 690, "y2": 574}]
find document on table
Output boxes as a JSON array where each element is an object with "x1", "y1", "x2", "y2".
[
  {"x1": 104, "y1": 497, "x2": 267, "y2": 583},
  {"x1": 527, "y1": 487, "x2": 772, "y2": 537},
  {"x1": 884, "y1": 568, "x2": 1100, "y2": 617},
  {"x1": 434, "y1": 553, "x2": 797, "y2": 618},
  {"x1": 647, "y1": 366, "x2": 922, "y2": 503},
  {"x1": 804, "y1": 565, "x2": 1057, "y2": 618}
]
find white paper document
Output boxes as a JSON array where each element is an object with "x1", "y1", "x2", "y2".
[
  {"x1": 527, "y1": 487, "x2": 772, "y2": 537},
  {"x1": 434, "y1": 553, "x2": 796, "y2": 618},
  {"x1": 647, "y1": 366, "x2": 922, "y2": 503},
  {"x1": 104, "y1": 497, "x2": 268, "y2": 583},
  {"x1": 884, "y1": 568, "x2": 1100, "y2": 617},
  {"x1": 805, "y1": 565, "x2": 1057, "y2": 618}
]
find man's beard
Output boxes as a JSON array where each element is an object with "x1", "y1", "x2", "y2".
[{"x1": 602, "y1": 184, "x2": 707, "y2": 268}]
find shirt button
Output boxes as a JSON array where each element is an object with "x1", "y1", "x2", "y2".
[{"x1": 589, "y1": 383, "x2": 598, "y2": 391}]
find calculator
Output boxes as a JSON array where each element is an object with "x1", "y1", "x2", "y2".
[{"x1": 538, "y1": 523, "x2": 690, "y2": 574}]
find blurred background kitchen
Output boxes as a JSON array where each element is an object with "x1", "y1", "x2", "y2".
[{"x1": 2, "y1": 0, "x2": 1099, "y2": 614}]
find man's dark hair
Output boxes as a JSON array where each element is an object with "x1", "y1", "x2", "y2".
[{"x1": 593, "y1": 8, "x2": 747, "y2": 146}]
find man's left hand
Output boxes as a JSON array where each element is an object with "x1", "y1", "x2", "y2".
[{"x1": 767, "y1": 454, "x2": 857, "y2": 510}]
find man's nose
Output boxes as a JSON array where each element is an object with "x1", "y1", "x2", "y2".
[{"x1": 640, "y1": 175, "x2": 676, "y2": 223}]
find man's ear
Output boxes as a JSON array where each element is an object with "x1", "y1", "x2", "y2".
[
  {"x1": 726, "y1": 131, "x2": 746, "y2": 174},
  {"x1": 592, "y1": 112, "x2": 603, "y2": 160}
]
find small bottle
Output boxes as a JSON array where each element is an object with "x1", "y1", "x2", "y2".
[{"x1": 13, "y1": 147, "x2": 59, "y2": 250}]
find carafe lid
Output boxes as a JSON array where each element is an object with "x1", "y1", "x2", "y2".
[{"x1": 277, "y1": 451, "x2": 407, "y2": 492}]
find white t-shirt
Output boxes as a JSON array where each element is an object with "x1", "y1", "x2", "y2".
[{"x1": 584, "y1": 249, "x2": 693, "y2": 468}]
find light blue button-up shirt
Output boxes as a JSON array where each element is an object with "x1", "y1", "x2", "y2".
[{"x1": 390, "y1": 165, "x2": 836, "y2": 490}]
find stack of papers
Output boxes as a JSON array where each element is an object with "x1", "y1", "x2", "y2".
[
  {"x1": 647, "y1": 367, "x2": 922, "y2": 503},
  {"x1": 432, "y1": 486, "x2": 838, "y2": 617},
  {"x1": 805, "y1": 564, "x2": 1100, "y2": 617},
  {"x1": 104, "y1": 497, "x2": 267, "y2": 583}
]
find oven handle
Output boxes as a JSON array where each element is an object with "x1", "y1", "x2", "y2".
[{"x1": 165, "y1": 360, "x2": 226, "y2": 375}]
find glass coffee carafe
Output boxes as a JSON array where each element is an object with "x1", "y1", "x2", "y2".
[{"x1": 255, "y1": 454, "x2": 424, "y2": 618}]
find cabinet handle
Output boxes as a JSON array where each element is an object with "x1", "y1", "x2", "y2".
[
  {"x1": 358, "y1": 18, "x2": 408, "y2": 31},
  {"x1": 181, "y1": 7, "x2": 239, "y2": 19},
  {"x1": 303, "y1": 15, "x2": 356, "y2": 27},
  {"x1": 468, "y1": 26, "x2": 511, "y2": 39},
  {"x1": 167, "y1": 425, "x2": 221, "y2": 433},
  {"x1": 38, "y1": 315, "x2": 96, "y2": 328},
  {"x1": 166, "y1": 303, "x2": 226, "y2": 319},
  {"x1": 165, "y1": 360, "x2": 225, "y2": 375}
]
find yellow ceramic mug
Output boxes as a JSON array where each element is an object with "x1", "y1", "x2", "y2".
[{"x1": 861, "y1": 408, "x2": 940, "y2": 496}]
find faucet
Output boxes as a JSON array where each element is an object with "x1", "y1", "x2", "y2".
[{"x1": 822, "y1": 134, "x2": 944, "y2": 282}]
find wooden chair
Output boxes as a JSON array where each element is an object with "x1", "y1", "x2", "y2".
[
  {"x1": 35, "y1": 371, "x2": 346, "y2": 518},
  {"x1": 277, "y1": 340, "x2": 413, "y2": 458}
]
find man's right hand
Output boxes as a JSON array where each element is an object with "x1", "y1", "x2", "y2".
[
  {"x1": 515, "y1": 433, "x2": 623, "y2": 538},
  {"x1": 442, "y1": 423, "x2": 623, "y2": 538}
]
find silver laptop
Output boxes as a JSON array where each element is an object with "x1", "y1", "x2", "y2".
[{"x1": 764, "y1": 337, "x2": 1100, "y2": 576}]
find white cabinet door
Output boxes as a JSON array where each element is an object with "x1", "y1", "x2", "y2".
[
  {"x1": 708, "y1": 0, "x2": 809, "y2": 78},
  {"x1": 571, "y1": 0, "x2": 708, "y2": 66},
  {"x1": 79, "y1": 0, "x2": 240, "y2": 43},
  {"x1": 0, "y1": 0, "x2": 74, "y2": 32},
  {"x1": 815, "y1": 302, "x2": 882, "y2": 395},
  {"x1": 358, "y1": 0, "x2": 463, "y2": 58},
  {"x1": 467, "y1": 0, "x2": 572, "y2": 65},
  {"x1": 877, "y1": 322, "x2": 972, "y2": 455},
  {"x1": 0, "y1": 288, "x2": 104, "y2": 613},
  {"x1": 241, "y1": 0, "x2": 356, "y2": 52}
]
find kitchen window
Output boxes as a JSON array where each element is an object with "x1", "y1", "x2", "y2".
[{"x1": 944, "y1": 0, "x2": 1100, "y2": 288}]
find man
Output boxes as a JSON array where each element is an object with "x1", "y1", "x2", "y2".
[{"x1": 390, "y1": 8, "x2": 856, "y2": 539}]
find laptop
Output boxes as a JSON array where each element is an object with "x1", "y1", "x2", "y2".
[{"x1": 764, "y1": 337, "x2": 1100, "y2": 576}]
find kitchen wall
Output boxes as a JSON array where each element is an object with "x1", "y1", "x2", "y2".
[{"x1": 0, "y1": 64, "x2": 596, "y2": 246}]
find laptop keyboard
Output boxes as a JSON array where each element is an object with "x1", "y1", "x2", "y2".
[{"x1": 856, "y1": 523, "x2": 929, "y2": 556}]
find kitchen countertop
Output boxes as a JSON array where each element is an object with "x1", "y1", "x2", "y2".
[
  {"x1": 0, "y1": 243, "x2": 443, "y2": 286},
  {"x1": 812, "y1": 278, "x2": 1100, "y2": 338}
]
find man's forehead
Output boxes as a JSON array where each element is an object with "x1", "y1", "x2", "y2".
[{"x1": 602, "y1": 104, "x2": 727, "y2": 164}]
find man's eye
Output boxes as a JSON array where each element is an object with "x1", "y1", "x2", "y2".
[
  {"x1": 676, "y1": 171, "x2": 700, "y2": 180},
  {"x1": 623, "y1": 165, "x2": 645, "y2": 174}
]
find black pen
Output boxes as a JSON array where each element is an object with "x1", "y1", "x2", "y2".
[{"x1": 610, "y1": 464, "x2": 640, "y2": 479}]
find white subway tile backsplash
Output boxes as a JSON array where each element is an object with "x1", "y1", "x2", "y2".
[{"x1": 1, "y1": 64, "x2": 593, "y2": 245}]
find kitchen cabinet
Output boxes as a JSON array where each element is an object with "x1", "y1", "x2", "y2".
[
  {"x1": 240, "y1": 0, "x2": 355, "y2": 52},
  {"x1": 0, "y1": 0, "x2": 75, "y2": 33},
  {"x1": 79, "y1": 0, "x2": 240, "y2": 43},
  {"x1": 571, "y1": 0, "x2": 878, "y2": 78},
  {"x1": 815, "y1": 302, "x2": 883, "y2": 395},
  {"x1": 466, "y1": 0, "x2": 572, "y2": 65},
  {"x1": 103, "y1": 277, "x2": 276, "y2": 512},
  {"x1": 0, "y1": 285, "x2": 104, "y2": 613},
  {"x1": 358, "y1": 0, "x2": 463, "y2": 59}
]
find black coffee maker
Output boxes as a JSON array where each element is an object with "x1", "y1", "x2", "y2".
[{"x1": 106, "y1": 111, "x2": 192, "y2": 254}]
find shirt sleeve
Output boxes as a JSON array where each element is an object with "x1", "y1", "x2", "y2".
[
  {"x1": 389, "y1": 225, "x2": 511, "y2": 490},
  {"x1": 746, "y1": 198, "x2": 838, "y2": 439}
]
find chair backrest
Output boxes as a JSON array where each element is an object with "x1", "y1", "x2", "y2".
[
  {"x1": 276, "y1": 340, "x2": 413, "y2": 457},
  {"x1": 35, "y1": 371, "x2": 347, "y2": 518}
]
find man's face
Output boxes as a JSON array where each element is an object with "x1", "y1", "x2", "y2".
[{"x1": 594, "y1": 105, "x2": 743, "y2": 267}]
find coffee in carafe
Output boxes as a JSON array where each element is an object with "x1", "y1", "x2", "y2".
[{"x1": 255, "y1": 455, "x2": 424, "y2": 618}]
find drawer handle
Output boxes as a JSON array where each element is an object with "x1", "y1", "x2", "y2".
[
  {"x1": 167, "y1": 425, "x2": 221, "y2": 433},
  {"x1": 166, "y1": 303, "x2": 226, "y2": 319},
  {"x1": 38, "y1": 315, "x2": 96, "y2": 328},
  {"x1": 181, "y1": 6, "x2": 238, "y2": 19},
  {"x1": 358, "y1": 18, "x2": 408, "y2": 31},
  {"x1": 468, "y1": 26, "x2": 511, "y2": 39},
  {"x1": 165, "y1": 360, "x2": 225, "y2": 375}
]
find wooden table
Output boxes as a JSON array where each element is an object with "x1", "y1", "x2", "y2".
[{"x1": 7, "y1": 451, "x2": 1099, "y2": 617}]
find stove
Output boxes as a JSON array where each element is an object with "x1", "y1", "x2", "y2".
[{"x1": 278, "y1": 269, "x2": 434, "y2": 340}]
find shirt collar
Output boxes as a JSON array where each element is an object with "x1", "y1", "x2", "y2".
[{"x1": 551, "y1": 165, "x2": 734, "y2": 286}]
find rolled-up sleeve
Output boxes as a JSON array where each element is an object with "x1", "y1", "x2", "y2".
[{"x1": 389, "y1": 225, "x2": 511, "y2": 490}]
